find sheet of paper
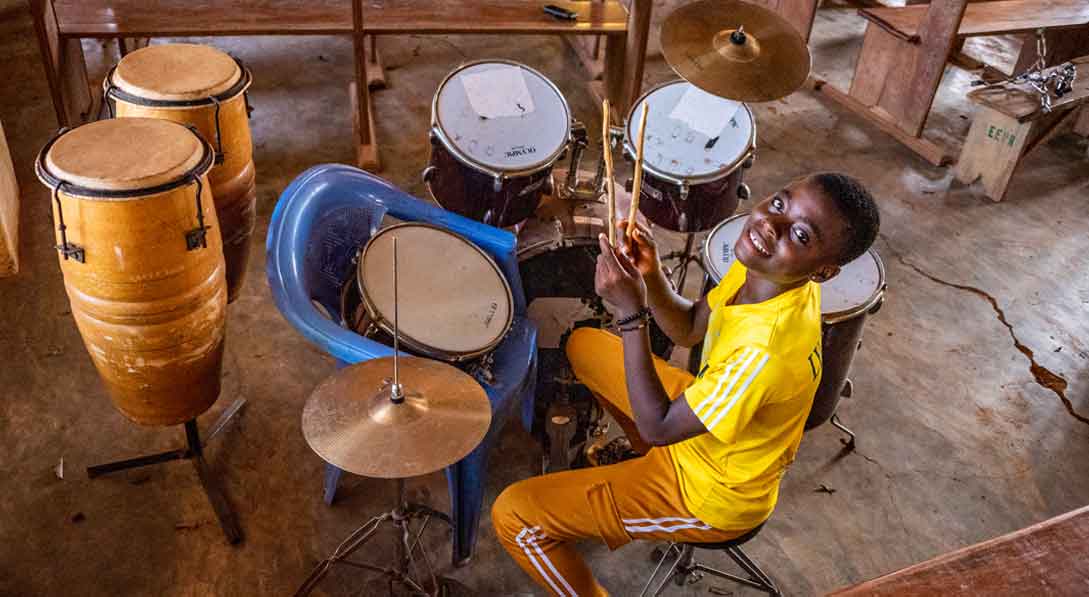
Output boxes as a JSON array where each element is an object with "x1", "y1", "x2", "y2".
[
  {"x1": 667, "y1": 86, "x2": 739, "y2": 139},
  {"x1": 460, "y1": 66, "x2": 536, "y2": 119}
]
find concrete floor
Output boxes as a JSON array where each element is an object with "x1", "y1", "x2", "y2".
[{"x1": 2, "y1": 2, "x2": 1089, "y2": 596}]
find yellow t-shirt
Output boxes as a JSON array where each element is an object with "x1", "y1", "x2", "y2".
[{"x1": 667, "y1": 259, "x2": 823, "y2": 531}]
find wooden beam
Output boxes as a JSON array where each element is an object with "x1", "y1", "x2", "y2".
[
  {"x1": 351, "y1": 1, "x2": 378, "y2": 171},
  {"x1": 363, "y1": 35, "x2": 386, "y2": 90},
  {"x1": 616, "y1": 0, "x2": 652, "y2": 114},
  {"x1": 0, "y1": 121, "x2": 18, "y2": 277},
  {"x1": 808, "y1": 76, "x2": 955, "y2": 166}
]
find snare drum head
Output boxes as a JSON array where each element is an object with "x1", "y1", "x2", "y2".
[
  {"x1": 434, "y1": 61, "x2": 571, "y2": 173},
  {"x1": 703, "y1": 215, "x2": 883, "y2": 317},
  {"x1": 44, "y1": 118, "x2": 204, "y2": 192},
  {"x1": 113, "y1": 43, "x2": 241, "y2": 101},
  {"x1": 360, "y1": 224, "x2": 513, "y2": 356},
  {"x1": 627, "y1": 81, "x2": 754, "y2": 181}
]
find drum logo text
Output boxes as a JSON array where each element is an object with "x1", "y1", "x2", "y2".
[
  {"x1": 505, "y1": 145, "x2": 537, "y2": 158},
  {"x1": 484, "y1": 302, "x2": 499, "y2": 326}
]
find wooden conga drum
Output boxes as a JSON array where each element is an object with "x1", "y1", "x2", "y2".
[
  {"x1": 105, "y1": 43, "x2": 255, "y2": 302},
  {"x1": 36, "y1": 118, "x2": 228, "y2": 426}
]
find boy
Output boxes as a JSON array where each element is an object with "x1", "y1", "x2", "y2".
[{"x1": 492, "y1": 173, "x2": 879, "y2": 596}]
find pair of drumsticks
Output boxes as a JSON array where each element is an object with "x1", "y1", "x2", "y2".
[{"x1": 602, "y1": 99, "x2": 650, "y2": 247}]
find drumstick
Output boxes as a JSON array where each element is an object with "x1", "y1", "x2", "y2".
[
  {"x1": 626, "y1": 102, "x2": 650, "y2": 241},
  {"x1": 602, "y1": 99, "x2": 617, "y2": 246}
]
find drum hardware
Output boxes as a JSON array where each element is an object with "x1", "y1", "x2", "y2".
[
  {"x1": 971, "y1": 29, "x2": 1077, "y2": 114},
  {"x1": 49, "y1": 183, "x2": 83, "y2": 263},
  {"x1": 297, "y1": 242, "x2": 491, "y2": 596},
  {"x1": 86, "y1": 399, "x2": 247, "y2": 544},
  {"x1": 184, "y1": 172, "x2": 211, "y2": 249},
  {"x1": 659, "y1": 0, "x2": 811, "y2": 103}
]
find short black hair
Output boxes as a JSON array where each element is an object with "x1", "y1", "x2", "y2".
[{"x1": 811, "y1": 172, "x2": 880, "y2": 265}]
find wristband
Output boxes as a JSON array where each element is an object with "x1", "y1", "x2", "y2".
[{"x1": 615, "y1": 306, "x2": 650, "y2": 327}]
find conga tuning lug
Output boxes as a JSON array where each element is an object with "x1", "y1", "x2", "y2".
[
  {"x1": 56, "y1": 242, "x2": 85, "y2": 263},
  {"x1": 186, "y1": 228, "x2": 210, "y2": 251}
]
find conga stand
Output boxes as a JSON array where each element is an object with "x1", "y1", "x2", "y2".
[{"x1": 86, "y1": 397, "x2": 247, "y2": 544}]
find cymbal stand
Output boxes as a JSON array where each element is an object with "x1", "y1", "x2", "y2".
[
  {"x1": 296, "y1": 237, "x2": 455, "y2": 596},
  {"x1": 661, "y1": 232, "x2": 706, "y2": 296},
  {"x1": 86, "y1": 397, "x2": 247, "y2": 544},
  {"x1": 294, "y1": 478, "x2": 454, "y2": 597}
]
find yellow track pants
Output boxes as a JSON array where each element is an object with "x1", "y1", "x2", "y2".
[{"x1": 491, "y1": 328, "x2": 743, "y2": 596}]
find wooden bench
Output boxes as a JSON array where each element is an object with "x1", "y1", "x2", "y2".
[
  {"x1": 31, "y1": 0, "x2": 651, "y2": 171},
  {"x1": 831, "y1": 505, "x2": 1089, "y2": 595},
  {"x1": 809, "y1": 0, "x2": 1089, "y2": 165},
  {"x1": 955, "y1": 54, "x2": 1089, "y2": 201}
]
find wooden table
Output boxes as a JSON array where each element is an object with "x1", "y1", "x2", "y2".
[
  {"x1": 31, "y1": 0, "x2": 651, "y2": 171},
  {"x1": 831, "y1": 505, "x2": 1089, "y2": 596}
]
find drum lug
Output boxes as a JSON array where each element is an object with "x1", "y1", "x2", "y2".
[
  {"x1": 492, "y1": 176, "x2": 503, "y2": 194},
  {"x1": 542, "y1": 175, "x2": 554, "y2": 198},
  {"x1": 677, "y1": 213, "x2": 688, "y2": 232},
  {"x1": 50, "y1": 182, "x2": 85, "y2": 263},
  {"x1": 841, "y1": 378, "x2": 853, "y2": 398},
  {"x1": 428, "y1": 129, "x2": 440, "y2": 145},
  {"x1": 868, "y1": 294, "x2": 885, "y2": 315},
  {"x1": 742, "y1": 154, "x2": 755, "y2": 169},
  {"x1": 737, "y1": 182, "x2": 751, "y2": 201},
  {"x1": 185, "y1": 174, "x2": 210, "y2": 251},
  {"x1": 421, "y1": 165, "x2": 437, "y2": 183},
  {"x1": 208, "y1": 98, "x2": 226, "y2": 165},
  {"x1": 624, "y1": 178, "x2": 633, "y2": 193},
  {"x1": 679, "y1": 183, "x2": 690, "y2": 201}
]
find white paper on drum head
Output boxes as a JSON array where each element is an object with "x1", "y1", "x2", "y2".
[
  {"x1": 460, "y1": 65, "x2": 536, "y2": 119},
  {"x1": 668, "y1": 86, "x2": 740, "y2": 140}
]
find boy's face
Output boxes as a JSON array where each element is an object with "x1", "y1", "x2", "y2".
[{"x1": 733, "y1": 177, "x2": 850, "y2": 285}]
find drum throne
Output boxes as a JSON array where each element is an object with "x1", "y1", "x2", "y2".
[{"x1": 266, "y1": 164, "x2": 538, "y2": 566}]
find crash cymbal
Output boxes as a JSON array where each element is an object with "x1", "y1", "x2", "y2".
[
  {"x1": 661, "y1": 0, "x2": 811, "y2": 102},
  {"x1": 302, "y1": 356, "x2": 491, "y2": 479}
]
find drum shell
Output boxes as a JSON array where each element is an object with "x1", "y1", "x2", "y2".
[
  {"x1": 111, "y1": 89, "x2": 255, "y2": 303},
  {"x1": 636, "y1": 167, "x2": 744, "y2": 233},
  {"x1": 805, "y1": 313, "x2": 869, "y2": 429},
  {"x1": 426, "y1": 140, "x2": 552, "y2": 228},
  {"x1": 52, "y1": 178, "x2": 227, "y2": 426}
]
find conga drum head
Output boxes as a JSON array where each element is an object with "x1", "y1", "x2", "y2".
[
  {"x1": 111, "y1": 43, "x2": 242, "y2": 101},
  {"x1": 359, "y1": 223, "x2": 513, "y2": 360},
  {"x1": 433, "y1": 61, "x2": 571, "y2": 175},
  {"x1": 44, "y1": 118, "x2": 206, "y2": 191},
  {"x1": 625, "y1": 80, "x2": 755, "y2": 184},
  {"x1": 702, "y1": 214, "x2": 885, "y2": 319}
]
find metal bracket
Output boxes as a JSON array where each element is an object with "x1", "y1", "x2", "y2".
[
  {"x1": 185, "y1": 174, "x2": 210, "y2": 250},
  {"x1": 209, "y1": 97, "x2": 226, "y2": 164},
  {"x1": 51, "y1": 183, "x2": 85, "y2": 263}
]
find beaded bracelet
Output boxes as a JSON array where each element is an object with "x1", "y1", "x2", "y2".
[
  {"x1": 615, "y1": 306, "x2": 651, "y2": 327},
  {"x1": 618, "y1": 320, "x2": 648, "y2": 334}
]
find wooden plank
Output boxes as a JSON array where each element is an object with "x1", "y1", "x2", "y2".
[
  {"x1": 808, "y1": 76, "x2": 955, "y2": 165},
  {"x1": 0, "y1": 121, "x2": 18, "y2": 276},
  {"x1": 361, "y1": 0, "x2": 628, "y2": 35},
  {"x1": 616, "y1": 0, "x2": 652, "y2": 114},
  {"x1": 831, "y1": 506, "x2": 1089, "y2": 596},
  {"x1": 849, "y1": 24, "x2": 908, "y2": 108},
  {"x1": 55, "y1": 0, "x2": 628, "y2": 37},
  {"x1": 967, "y1": 56, "x2": 1089, "y2": 121},
  {"x1": 954, "y1": 107, "x2": 1033, "y2": 200},
  {"x1": 1014, "y1": 23, "x2": 1089, "y2": 72},
  {"x1": 351, "y1": 1, "x2": 378, "y2": 172},
  {"x1": 749, "y1": 0, "x2": 819, "y2": 42},
  {"x1": 363, "y1": 35, "x2": 386, "y2": 90},
  {"x1": 897, "y1": 0, "x2": 968, "y2": 137},
  {"x1": 860, "y1": 1, "x2": 1089, "y2": 41}
]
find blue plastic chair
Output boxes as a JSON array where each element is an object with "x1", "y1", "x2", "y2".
[{"x1": 266, "y1": 164, "x2": 537, "y2": 565}]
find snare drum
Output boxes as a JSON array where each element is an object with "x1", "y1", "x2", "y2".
[
  {"x1": 342, "y1": 223, "x2": 514, "y2": 363},
  {"x1": 624, "y1": 81, "x2": 755, "y2": 233},
  {"x1": 105, "y1": 43, "x2": 256, "y2": 303},
  {"x1": 703, "y1": 214, "x2": 886, "y2": 429},
  {"x1": 424, "y1": 61, "x2": 572, "y2": 227}
]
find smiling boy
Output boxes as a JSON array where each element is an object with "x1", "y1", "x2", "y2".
[{"x1": 492, "y1": 173, "x2": 879, "y2": 596}]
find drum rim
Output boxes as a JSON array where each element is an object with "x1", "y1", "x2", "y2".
[
  {"x1": 356, "y1": 222, "x2": 515, "y2": 360},
  {"x1": 430, "y1": 59, "x2": 573, "y2": 180},
  {"x1": 35, "y1": 122, "x2": 215, "y2": 199},
  {"x1": 623, "y1": 79, "x2": 756, "y2": 187},
  {"x1": 105, "y1": 57, "x2": 253, "y2": 108},
  {"x1": 701, "y1": 214, "x2": 886, "y2": 324}
]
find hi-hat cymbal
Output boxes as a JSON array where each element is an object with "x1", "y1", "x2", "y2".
[
  {"x1": 661, "y1": 0, "x2": 811, "y2": 102},
  {"x1": 302, "y1": 356, "x2": 491, "y2": 479}
]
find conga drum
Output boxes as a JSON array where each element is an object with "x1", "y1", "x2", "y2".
[
  {"x1": 105, "y1": 43, "x2": 255, "y2": 303},
  {"x1": 702, "y1": 214, "x2": 886, "y2": 430},
  {"x1": 36, "y1": 118, "x2": 228, "y2": 426}
]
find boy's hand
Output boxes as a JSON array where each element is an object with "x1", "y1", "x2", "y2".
[
  {"x1": 617, "y1": 219, "x2": 660, "y2": 279},
  {"x1": 595, "y1": 234, "x2": 648, "y2": 317}
]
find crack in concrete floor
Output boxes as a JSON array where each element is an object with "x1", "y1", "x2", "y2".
[{"x1": 879, "y1": 236, "x2": 1088, "y2": 426}]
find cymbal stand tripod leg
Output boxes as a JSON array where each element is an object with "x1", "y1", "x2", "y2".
[{"x1": 85, "y1": 398, "x2": 247, "y2": 544}]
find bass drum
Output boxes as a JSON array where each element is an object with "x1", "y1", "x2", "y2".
[{"x1": 518, "y1": 189, "x2": 673, "y2": 458}]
